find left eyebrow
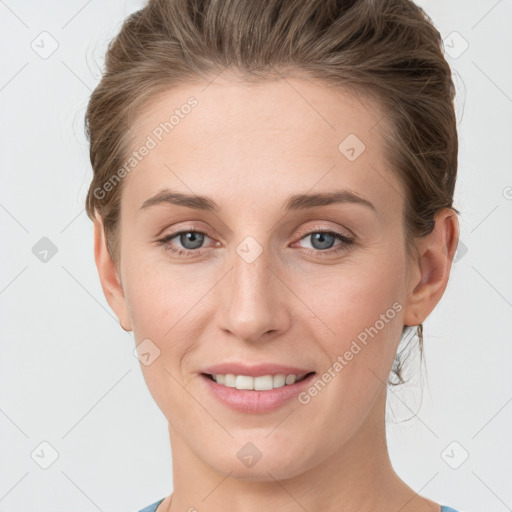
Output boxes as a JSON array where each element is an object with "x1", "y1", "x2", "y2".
[
  {"x1": 139, "y1": 188, "x2": 376, "y2": 213},
  {"x1": 284, "y1": 190, "x2": 376, "y2": 213}
]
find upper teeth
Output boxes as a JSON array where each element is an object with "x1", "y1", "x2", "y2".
[{"x1": 212, "y1": 373, "x2": 307, "y2": 390}]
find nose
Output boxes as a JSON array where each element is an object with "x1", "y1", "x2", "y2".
[{"x1": 216, "y1": 241, "x2": 291, "y2": 344}]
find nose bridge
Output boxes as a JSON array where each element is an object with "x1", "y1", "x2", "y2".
[{"x1": 218, "y1": 234, "x2": 287, "y2": 342}]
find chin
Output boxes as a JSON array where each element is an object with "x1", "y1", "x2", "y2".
[
  {"x1": 216, "y1": 460, "x2": 306, "y2": 482},
  {"x1": 203, "y1": 441, "x2": 317, "y2": 482}
]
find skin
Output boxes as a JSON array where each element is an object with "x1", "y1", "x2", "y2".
[{"x1": 93, "y1": 72, "x2": 459, "y2": 512}]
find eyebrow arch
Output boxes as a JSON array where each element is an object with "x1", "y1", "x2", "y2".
[
  {"x1": 140, "y1": 189, "x2": 218, "y2": 212},
  {"x1": 139, "y1": 188, "x2": 376, "y2": 213},
  {"x1": 284, "y1": 190, "x2": 376, "y2": 212}
]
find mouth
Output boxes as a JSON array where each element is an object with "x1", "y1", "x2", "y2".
[
  {"x1": 199, "y1": 370, "x2": 317, "y2": 413},
  {"x1": 198, "y1": 362, "x2": 318, "y2": 413},
  {"x1": 201, "y1": 372, "x2": 316, "y2": 390}
]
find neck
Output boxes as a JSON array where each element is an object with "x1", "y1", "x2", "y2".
[{"x1": 163, "y1": 387, "x2": 438, "y2": 512}]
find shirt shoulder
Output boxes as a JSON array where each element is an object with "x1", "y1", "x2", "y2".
[
  {"x1": 136, "y1": 500, "x2": 461, "y2": 512},
  {"x1": 137, "y1": 498, "x2": 165, "y2": 512}
]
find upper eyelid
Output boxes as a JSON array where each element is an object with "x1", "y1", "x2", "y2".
[
  {"x1": 160, "y1": 226, "x2": 353, "y2": 248},
  {"x1": 162, "y1": 219, "x2": 353, "y2": 237},
  {"x1": 161, "y1": 224, "x2": 351, "y2": 237},
  {"x1": 296, "y1": 224, "x2": 353, "y2": 239}
]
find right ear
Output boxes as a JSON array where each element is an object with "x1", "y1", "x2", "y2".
[{"x1": 93, "y1": 212, "x2": 132, "y2": 331}]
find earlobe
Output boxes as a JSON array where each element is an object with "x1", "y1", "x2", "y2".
[
  {"x1": 93, "y1": 212, "x2": 132, "y2": 332},
  {"x1": 403, "y1": 208, "x2": 459, "y2": 327}
]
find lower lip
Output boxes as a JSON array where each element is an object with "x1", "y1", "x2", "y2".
[{"x1": 200, "y1": 373, "x2": 316, "y2": 414}]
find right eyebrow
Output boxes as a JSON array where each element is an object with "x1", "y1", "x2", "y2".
[{"x1": 139, "y1": 189, "x2": 218, "y2": 212}]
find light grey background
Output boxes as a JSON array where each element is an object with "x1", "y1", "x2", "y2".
[{"x1": 1, "y1": 1, "x2": 511, "y2": 511}]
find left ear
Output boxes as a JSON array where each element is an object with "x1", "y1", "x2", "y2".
[{"x1": 402, "y1": 207, "x2": 460, "y2": 327}]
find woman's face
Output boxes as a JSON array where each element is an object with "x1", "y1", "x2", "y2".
[{"x1": 101, "y1": 74, "x2": 424, "y2": 480}]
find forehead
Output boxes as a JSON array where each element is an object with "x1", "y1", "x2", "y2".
[{"x1": 121, "y1": 74, "x2": 404, "y2": 221}]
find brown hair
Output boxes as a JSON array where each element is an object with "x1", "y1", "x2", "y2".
[{"x1": 84, "y1": 0, "x2": 459, "y2": 386}]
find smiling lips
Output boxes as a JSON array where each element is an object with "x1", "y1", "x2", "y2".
[
  {"x1": 200, "y1": 362, "x2": 317, "y2": 412},
  {"x1": 201, "y1": 362, "x2": 315, "y2": 389},
  {"x1": 207, "y1": 372, "x2": 311, "y2": 390}
]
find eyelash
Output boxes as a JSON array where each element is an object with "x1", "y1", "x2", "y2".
[{"x1": 156, "y1": 227, "x2": 354, "y2": 258}]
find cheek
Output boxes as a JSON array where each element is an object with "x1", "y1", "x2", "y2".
[
  {"x1": 122, "y1": 255, "x2": 204, "y2": 412},
  {"x1": 122, "y1": 252, "x2": 209, "y2": 392},
  {"x1": 294, "y1": 252, "x2": 406, "y2": 377},
  {"x1": 121, "y1": 246, "x2": 195, "y2": 339},
  {"x1": 291, "y1": 263, "x2": 405, "y2": 433},
  {"x1": 303, "y1": 260, "x2": 403, "y2": 332}
]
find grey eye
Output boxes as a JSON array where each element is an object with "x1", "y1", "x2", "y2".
[
  {"x1": 306, "y1": 232, "x2": 337, "y2": 250},
  {"x1": 178, "y1": 231, "x2": 205, "y2": 250}
]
